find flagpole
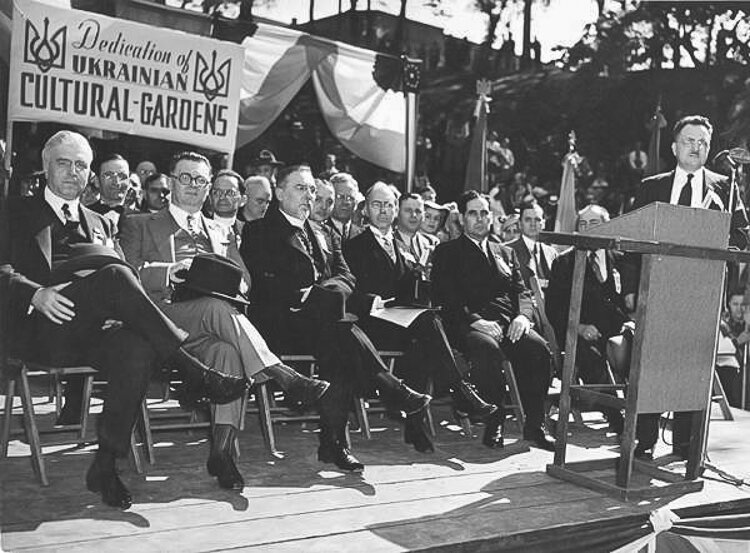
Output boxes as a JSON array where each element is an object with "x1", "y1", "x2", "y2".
[
  {"x1": 2, "y1": 119, "x2": 12, "y2": 200},
  {"x1": 402, "y1": 55, "x2": 421, "y2": 193}
]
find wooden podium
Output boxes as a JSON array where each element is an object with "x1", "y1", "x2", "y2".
[{"x1": 542, "y1": 202, "x2": 750, "y2": 500}]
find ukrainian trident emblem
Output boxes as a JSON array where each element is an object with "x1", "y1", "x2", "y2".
[
  {"x1": 193, "y1": 50, "x2": 231, "y2": 102},
  {"x1": 24, "y1": 17, "x2": 67, "y2": 73}
]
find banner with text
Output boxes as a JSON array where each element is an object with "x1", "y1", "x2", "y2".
[{"x1": 8, "y1": 0, "x2": 244, "y2": 152}]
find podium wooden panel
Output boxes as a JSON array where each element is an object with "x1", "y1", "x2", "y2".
[{"x1": 542, "y1": 203, "x2": 739, "y2": 500}]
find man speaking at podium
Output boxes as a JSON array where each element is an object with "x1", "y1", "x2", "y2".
[{"x1": 625, "y1": 115, "x2": 749, "y2": 459}]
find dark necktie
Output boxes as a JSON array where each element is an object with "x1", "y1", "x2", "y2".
[
  {"x1": 678, "y1": 173, "x2": 693, "y2": 206},
  {"x1": 298, "y1": 227, "x2": 314, "y2": 256},
  {"x1": 381, "y1": 235, "x2": 396, "y2": 262},
  {"x1": 61, "y1": 203, "x2": 78, "y2": 231}
]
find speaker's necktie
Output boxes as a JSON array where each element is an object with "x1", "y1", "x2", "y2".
[
  {"x1": 678, "y1": 173, "x2": 694, "y2": 206},
  {"x1": 589, "y1": 251, "x2": 606, "y2": 283}
]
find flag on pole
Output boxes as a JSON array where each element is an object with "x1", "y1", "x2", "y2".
[
  {"x1": 554, "y1": 131, "x2": 580, "y2": 234},
  {"x1": 464, "y1": 79, "x2": 492, "y2": 193},
  {"x1": 645, "y1": 98, "x2": 667, "y2": 177}
]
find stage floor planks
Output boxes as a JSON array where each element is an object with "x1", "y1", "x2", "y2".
[{"x1": 2, "y1": 393, "x2": 750, "y2": 553}]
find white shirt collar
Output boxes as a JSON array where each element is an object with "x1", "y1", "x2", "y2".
[
  {"x1": 466, "y1": 234, "x2": 488, "y2": 253},
  {"x1": 169, "y1": 203, "x2": 203, "y2": 232},
  {"x1": 671, "y1": 166, "x2": 704, "y2": 207},
  {"x1": 279, "y1": 208, "x2": 306, "y2": 230},
  {"x1": 213, "y1": 214, "x2": 237, "y2": 228},
  {"x1": 521, "y1": 234, "x2": 537, "y2": 253},
  {"x1": 369, "y1": 224, "x2": 394, "y2": 241},
  {"x1": 45, "y1": 186, "x2": 80, "y2": 223}
]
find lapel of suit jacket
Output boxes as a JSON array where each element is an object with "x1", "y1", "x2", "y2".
[
  {"x1": 540, "y1": 243, "x2": 555, "y2": 272},
  {"x1": 487, "y1": 241, "x2": 512, "y2": 277},
  {"x1": 150, "y1": 210, "x2": 181, "y2": 262},
  {"x1": 660, "y1": 171, "x2": 677, "y2": 202},
  {"x1": 79, "y1": 205, "x2": 100, "y2": 243},
  {"x1": 32, "y1": 197, "x2": 55, "y2": 269},
  {"x1": 515, "y1": 238, "x2": 532, "y2": 271}
]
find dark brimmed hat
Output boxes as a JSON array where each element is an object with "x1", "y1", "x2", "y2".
[
  {"x1": 302, "y1": 285, "x2": 358, "y2": 324},
  {"x1": 50, "y1": 243, "x2": 136, "y2": 284},
  {"x1": 177, "y1": 254, "x2": 250, "y2": 306},
  {"x1": 251, "y1": 149, "x2": 284, "y2": 168}
]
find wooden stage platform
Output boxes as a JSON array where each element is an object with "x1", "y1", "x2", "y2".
[{"x1": 2, "y1": 392, "x2": 750, "y2": 553}]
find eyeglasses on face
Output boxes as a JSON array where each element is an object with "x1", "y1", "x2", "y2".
[
  {"x1": 211, "y1": 189, "x2": 240, "y2": 199},
  {"x1": 678, "y1": 138, "x2": 709, "y2": 150},
  {"x1": 56, "y1": 158, "x2": 89, "y2": 172},
  {"x1": 369, "y1": 200, "x2": 396, "y2": 212},
  {"x1": 173, "y1": 173, "x2": 210, "y2": 188},
  {"x1": 336, "y1": 193, "x2": 356, "y2": 203},
  {"x1": 101, "y1": 171, "x2": 130, "y2": 183}
]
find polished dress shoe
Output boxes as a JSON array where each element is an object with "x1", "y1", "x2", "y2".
[
  {"x1": 523, "y1": 427, "x2": 556, "y2": 452},
  {"x1": 207, "y1": 424, "x2": 244, "y2": 490},
  {"x1": 404, "y1": 414, "x2": 435, "y2": 453},
  {"x1": 263, "y1": 363, "x2": 330, "y2": 408},
  {"x1": 318, "y1": 444, "x2": 365, "y2": 472},
  {"x1": 373, "y1": 371, "x2": 431, "y2": 415},
  {"x1": 451, "y1": 380, "x2": 498, "y2": 419},
  {"x1": 482, "y1": 414, "x2": 504, "y2": 449},
  {"x1": 86, "y1": 450, "x2": 132, "y2": 509},
  {"x1": 634, "y1": 444, "x2": 654, "y2": 460},
  {"x1": 170, "y1": 347, "x2": 248, "y2": 404}
]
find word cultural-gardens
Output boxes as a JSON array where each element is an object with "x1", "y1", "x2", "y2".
[{"x1": 19, "y1": 18, "x2": 230, "y2": 137}]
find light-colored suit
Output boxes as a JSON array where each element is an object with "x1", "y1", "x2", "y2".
[{"x1": 120, "y1": 209, "x2": 278, "y2": 427}]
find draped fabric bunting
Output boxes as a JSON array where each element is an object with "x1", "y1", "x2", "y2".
[
  {"x1": 554, "y1": 132, "x2": 580, "y2": 234},
  {"x1": 645, "y1": 99, "x2": 667, "y2": 177},
  {"x1": 237, "y1": 23, "x2": 408, "y2": 173},
  {"x1": 463, "y1": 79, "x2": 491, "y2": 193}
]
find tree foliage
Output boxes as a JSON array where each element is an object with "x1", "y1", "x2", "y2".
[{"x1": 560, "y1": 1, "x2": 750, "y2": 74}]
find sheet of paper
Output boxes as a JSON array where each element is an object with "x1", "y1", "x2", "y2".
[{"x1": 370, "y1": 306, "x2": 429, "y2": 328}]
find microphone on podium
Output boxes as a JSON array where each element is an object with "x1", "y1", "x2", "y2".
[{"x1": 712, "y1": 148, "x2": 750, "y2": 166}]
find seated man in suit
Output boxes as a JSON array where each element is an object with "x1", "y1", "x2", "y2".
[
  {"x1": 506, "y1": 201, "x2": 557, "y2": 292},
  {"x1": 344, "y1": 183, "x2": 497, "y2": 452},
  {"x1": 120, "y1": 152, "x2": 330, "y2": 490},
  {"x1": 210, "y1": 169, "x2": 246, "y2": 249},
  {"x1": 546, "y1": 205, "x2": 631, "y2": 434},
  {"x1": 431, "y1": 191, "x2": 555, "y2": 451},
  {"x1": 240, "y1": 165, "x2": 431, "y2": 471},
  {"x1": 87, "y1": 153, "x2": 139, "y2": 229},
  {"x1": 393, "y1": 193, "x2": 440, "y2": 278},
  {"x1": 238, "y1": 175, "x2": 272, "y2": 223},
  {"x1": 0, "y1": 131, "x2": 245, "y2": 509}
]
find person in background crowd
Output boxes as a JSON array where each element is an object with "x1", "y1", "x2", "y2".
[
  {"x1": 142, "y1": 173, "x2": 171, "y2": 213},
  {"x1": 87, "y1": 153, "x2": 137, "y2": 228},
  {"x1": 246, "y1": 149, "x2": 283, "y2": 184},
  {"x1": 241, "y1": 165, "x2": 431, "y2": 472},
  {"x1": 124, "y1": 174, "x2": 143, "y2": 212},
  {"x1": 18, "y1": 170, "x2": 44, "y2": 197},
  {"x1": 421, "y1": 200, "x2": 450, "y2": 242},
  {"x1": 416, "y1": 184, "x2": 437, "y2": 203},
  {"x1": 239, "y1": 176, "x2": 273, "y2": 223},
  {"x1": 431, "y1": 190, "x2": 556, "y2": 452},
  {"x1": 328, "y1": 172, "x2": 364, "y2": 241},
  {"x1": 81, "y1": 173, "x2": 100, "y2": 206},
  {"x1": 319, "y1": 153, "x2": 339, "y2": 180},
  {"x1": 0, "y1": 131, "x2": 240, "y2": 509},
  {"x1": 311, "y1": 178, "x2": 336, "y2": 225},
  {"x1": 718, "y1": 290, "x2": 750, "y2": 408},
  {"x1": 498, "y1": 214, "x2": 521, "y2": 243},
  {"x1": 394, "y1": 193, "x2": 439, "y2": 277},
  {"x1": 120, "y1": 152, "x2": 331, "y2": 492},
  {"x1": 344, "y1": 182, "x2": 498, "y2": 453},
  {"x1": 210, "y1": 169, "x2": 247, "y2": 247},
  {"x1": 135, "y1": 160, "x2": 157, "y2": 185}
]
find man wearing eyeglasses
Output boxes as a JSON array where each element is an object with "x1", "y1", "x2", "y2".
[
  {"x1": 210, "y1": 170, "x2": 246, "y2": 247},
  {"x1": 87, "y1": 153, "x2": 139, "y2": 228},
  {"x1": 142, "y1": 173, "x2": 171, "y2": 213},
  {"x1": 327, "y1": 172, "x2": 364, "y2": 242},
  {"x1": 241, "y1": 166, "x2": 431, "y2": 472},
  {"x1": 623, "y1": 114, "x2": 750, "y2": 460},
  {"x1": 120, "y1": 152, "x2": 332, "y2": 491}
]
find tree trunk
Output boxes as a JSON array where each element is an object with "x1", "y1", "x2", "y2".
[{"x1": 522, "y1": 0, "x2": 532, "y2": 69}]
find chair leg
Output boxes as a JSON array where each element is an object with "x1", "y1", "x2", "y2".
[
  {"x1": 712, "y1": 370, "x2": 734, "y2": 421},
  {"x1": 78, "y1": 376, "x2": 95, "y2": 445},
  {"x1": 501, "y1": 360, "x2": 526, "y2": 433},
  {"x1": 2, "y1": 377, "x2": 17, "y2": 458},
  {"x1": 425, "y1": 377, "x2": 436, "y2": 437},
  {"x1": 54, "y1": 374, "x2": 63, "y2": 418},
  {"x1": 140, "y1": 398, "x2": 155, "y2": 465},
  {"x1": 255, "y1": 383, "x2": 277, "y2": 454},
  {"x1": 130, "y1": 431, "x2": 144, "y2": 474},
  {"x1": 19, "y1": 367, "x2": 48, "y2": 486},
  {"x1": 355, "y1": 397, "x2": 371, "y2": 440}
]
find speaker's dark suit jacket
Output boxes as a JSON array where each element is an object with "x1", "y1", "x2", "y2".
[{"x1": 430, "y1": 235, "x2": 534, "y2": 349}]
